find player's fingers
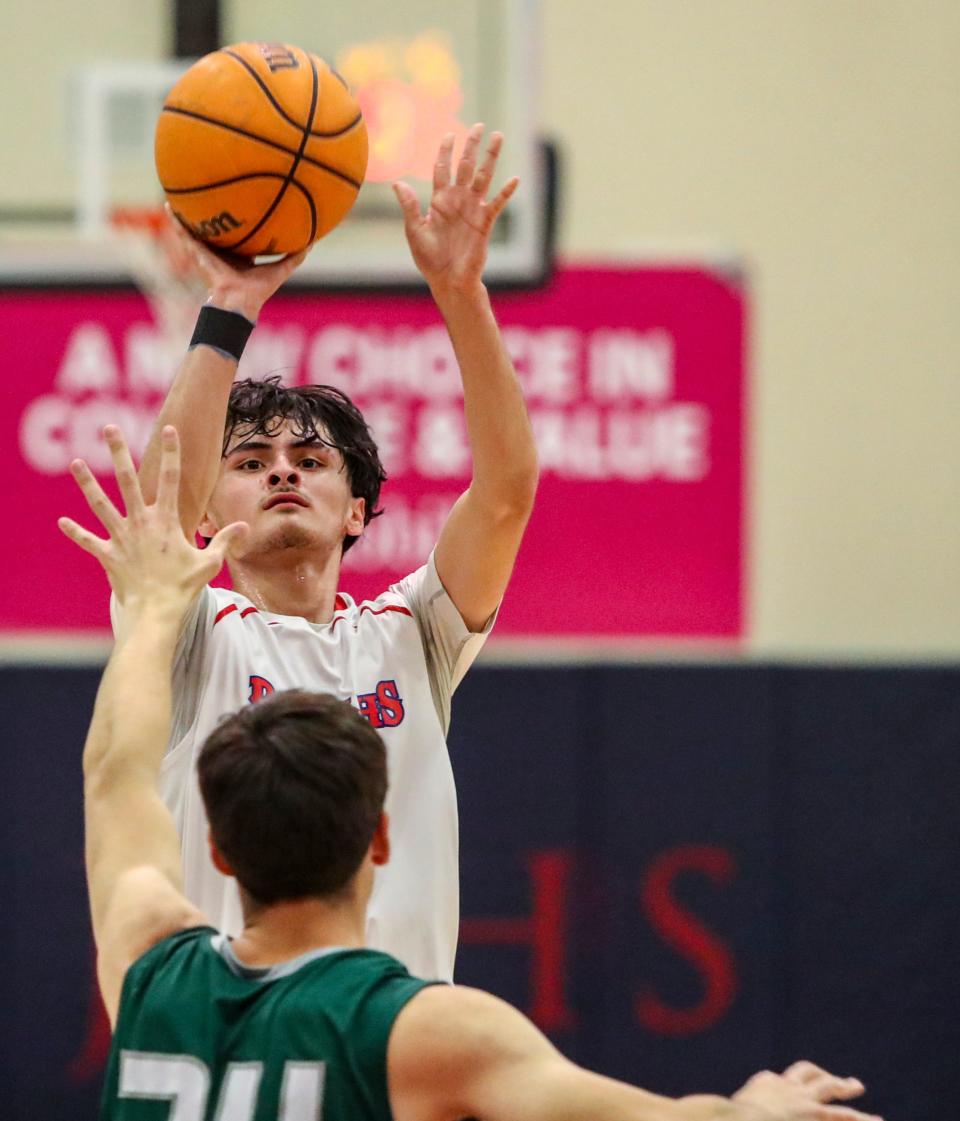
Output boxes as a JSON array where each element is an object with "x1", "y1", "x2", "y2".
[
  {"x1": 456, "y1": 122, "x2": 485, "y2": 186},
  {"x1": 433, "y1": 132, "x2": 456, "y2": 192},
  {"x1": 208, "y1": 244, "x2": 254, "y2": 272},
  {"x1": 102, "y1": 425, "x2": 144, "y2": 517},
  {"x1": 392, "y1": 182, "x2": 422, "y2": 226},
  {"x1": 784, "y1": 1061, "x2": 830, "y2": 1084},
  {"x1": 810, "y1": 1078, "x2": 867, "y2": 1103},
  {"x1": 155, "y1": 426, "x2": 181, "y2": 517},
  {"x1": 57, "y1": 517, "x2": 109, "y2": 561},
  {"x1": 484, "y1": 176, "x2": 520, "y2": 225},
  {"x1": 816, "y1": 1106, "x2": 883, "y2": 1121},
  {"x1": 278, "y1": 248, "x2": 309, "y2": 278},
  {"x1": 472, "y1": 130, "x2": 503, "y2": 196},
  {"x1": 205, "y1": 521, "x2": 248, "y2": 564},
  {"x1": 166, "y1": 203, "x2": 233, "y2": 275},
  {"x1": 784, "y1": 1063, "x2": 864, "y2": 1101},
  {"x1": 165, "y1": 204, "x2": 204, "y2": 252},
  {"x1": 69, "y1": 458, "x2": 124, "y2": 536},
  {"x1": 164, "y1": 202, "x2": 189, "y2": 236}
]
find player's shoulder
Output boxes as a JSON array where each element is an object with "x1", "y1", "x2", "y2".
[
  {"x1": 394, "y1": 982, "x2": 508, "y2": 1027},
  {"x1": 208, "y1": 585, "x2": 254, "y2": 612},
  {"x1": 113, "y1": 923, "x2": 214, "y2": 1015},
  {"x1": 331, "y1": 577, "x2": 421, "y2": 628},
  {"x1": 322, "y1": 951, "x2": 445, "y2": 1047},
  {"x1": 204, "y1": 586, "x2": 269, "y2": 631},
  {"x1": 388, "y1": 984, "x2": 535, "y2": 1078},
  {"x1": 321, "y1": 946, "x2": 424, "y2": 987},
  {"x1": 132, "y1": 921, "x2": 217, "y2": 972}
]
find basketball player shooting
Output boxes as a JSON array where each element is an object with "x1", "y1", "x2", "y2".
[
  {"x1": 113, "y1": 126, "x2": 537, "y2": 981},
  {"x1": 63, "y1": 425, "x2": 881, "y2": 1121}
]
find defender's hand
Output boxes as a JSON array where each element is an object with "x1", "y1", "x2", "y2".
[
  {"x1": 58, "y1": 425, "x2": 247, "y2": 613},
  {"x1": 733, "y1": 1061, "x2": 881, "y2": 1121},
  {"x1": 165, "y1": 204, "x2": 308, "y2": 322},
  {"x1": 393, "y1": 123, "x2": 519, "y2": 298}
]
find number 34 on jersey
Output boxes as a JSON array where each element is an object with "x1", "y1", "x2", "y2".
[{"x1": 119, "y1": 1051, "x2": 324, "y2": 1120}]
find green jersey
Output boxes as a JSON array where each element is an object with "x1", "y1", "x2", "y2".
[{"x1": 100, "y1": 926, "x2": 438, "y2": 1121}]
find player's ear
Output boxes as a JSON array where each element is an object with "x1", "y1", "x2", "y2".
[
  {"x1": 371, "y1": 811, "x2": 390, "y2": 867},
  {"x1": 345, "y1": 496, "x2": 365, "y2": 538},
  {"x1": 208, "y1": 828, "x2": 235, "y2": 878},
  {"x1": 197, "y1": 511, "x2": 219, "y2": 540}
]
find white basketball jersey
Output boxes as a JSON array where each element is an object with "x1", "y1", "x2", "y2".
[{"x1": 112, "y1": 555, "x2": 491, "y2": 982}]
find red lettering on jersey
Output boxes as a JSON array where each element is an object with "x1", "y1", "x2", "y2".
[
  {"x1": 635, "y1": 843, "x2": 738, "y2": 1036},
  {"x1": 248, "y1": 675, "x2": 275, "y2": 702},
  {"x1": 375, "y1": 679, "x2": 405, "y2": 727},
  {"x1": 356, "y1": 692, "x2": 384, "y2": 728},
  {"x1": 356, "y1": 680, "x2": 405, "y2": 729}
]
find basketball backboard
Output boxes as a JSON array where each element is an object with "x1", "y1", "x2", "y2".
[{"x1": 0, "y1": 0, "x2": 552, "y2": 289}]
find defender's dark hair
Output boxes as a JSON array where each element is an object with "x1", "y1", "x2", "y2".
[
  {"x1": 197, "y1": 690, "x2": 388, "y2": 904},
  {"x1": 224, "y1": 377, "x2": 386, "y2": 553}
]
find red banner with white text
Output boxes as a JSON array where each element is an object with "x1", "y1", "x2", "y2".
[{"x1": 4, "y1": 266, "x2": 745, "y2": 639}]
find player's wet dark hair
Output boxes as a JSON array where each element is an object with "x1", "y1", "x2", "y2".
[
  {"x1": 223, "y1": 376, "x2": 386, "y2": 553},
  {"x1": 197, "y1": 690, "x2": 387, "y2": 904}
]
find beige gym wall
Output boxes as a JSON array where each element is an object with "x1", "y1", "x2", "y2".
[
  {"x1": 1, "y1": 0, "x2": 169, "y2": 209},
  {"x1": 2, "y1": 1, "x2": 957, "y2": 655},
  {"x1": 540, "y1": 1, "x2": 960, "y2": 655}
]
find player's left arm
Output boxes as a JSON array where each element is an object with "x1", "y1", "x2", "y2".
[
  {"x1": 394, "y1": 125, "x2": 538, "y2": 632},
  {"x1": 60, "y1": 426, "x2": 246, "y2": 1024}
]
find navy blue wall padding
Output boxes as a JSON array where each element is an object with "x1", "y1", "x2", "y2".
[{"x1": 2, "y1": 664, "x2": 957, "y2": 1120}]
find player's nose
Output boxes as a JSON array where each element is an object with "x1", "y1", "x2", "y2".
[{"x1": 268, "y1": 463, "x2": 300, "y2": 486}]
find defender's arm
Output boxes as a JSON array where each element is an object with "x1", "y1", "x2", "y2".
[
  {"x1": 388, "y1": 985, "x2": 876, "y2": 1121},
  {"x1": 61, "y1": 426, "x2": 244, "y2": 1022},
  {"x1": 82, "y1": 603, "x2": 206, "y2": 1022}
]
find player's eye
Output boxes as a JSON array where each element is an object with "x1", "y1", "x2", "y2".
[
  {"x1": 237, "y1": 459, "x2": 263, "y2": 470},
  {"x1": 300, "y1": 457, "x2": 323, "y2": 469}
]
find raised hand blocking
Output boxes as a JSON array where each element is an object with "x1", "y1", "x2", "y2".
[{"x1": 58, "y1": 425, "x2": 247, "y2": 610}]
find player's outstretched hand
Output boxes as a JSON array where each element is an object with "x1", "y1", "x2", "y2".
[
  {"x1": 393, "y1": 123, "x2": 519, "y2": 297},
  {"x1": 165, "y1": 203, "x2": 308, "y2": 322},
  {"x1": 733, "y1": 1061, "x2": 882, "y2": 1121},
  {"x1": 58, "y1": 425, "x2": 247, "y2": 612}
]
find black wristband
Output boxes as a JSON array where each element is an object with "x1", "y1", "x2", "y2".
[{"x1": 189, "y1": 305, "x2": 255, "y2": 362}]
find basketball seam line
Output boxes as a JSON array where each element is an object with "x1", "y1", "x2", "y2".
[
  {"x1": 164, "y1": 173, "x2": 317, "y2": 232},
  {"x1": 221, "y1": 48, "x2": 363, "y2": 139},
  {"x1": 227, "y1": 52, "x2": 321, "y2": 252},
  {"x1": 160, "y1": 106, "x2": 363, "y2": 190},
  {"x1": 163, "y1": 171, "x2": 298, "y2": 193}
]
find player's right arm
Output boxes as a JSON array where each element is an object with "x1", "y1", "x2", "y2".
[
  {"x1": 388, "y1": 985, "x2": 880, "y2": 1121},
  {"x1": 136, "y1": 214, "x2": 306, "y2": 539}
]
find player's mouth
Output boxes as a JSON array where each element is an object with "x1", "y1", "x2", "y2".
[{"x1": 263, "y1": 492, "x2": 309, "y2": 511}]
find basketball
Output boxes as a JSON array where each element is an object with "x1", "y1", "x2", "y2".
[{"x1": 155, "y1": 41, "x2": 368, "y2": 256}]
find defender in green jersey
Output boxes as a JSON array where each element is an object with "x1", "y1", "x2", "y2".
[
  {"x1": 63, "y1": 426, "x2": 882, "y2": 1121},
  {"x1": 104, "y1": 931, "x2": 433, "y2": 1121}
]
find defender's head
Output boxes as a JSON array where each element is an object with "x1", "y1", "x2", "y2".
[
  {"x1": 199, "y1": 377, "x2": 386, "y2": 558},
  {"x1": 197, "y1": 690, "x2": 389, "y2": 907}
]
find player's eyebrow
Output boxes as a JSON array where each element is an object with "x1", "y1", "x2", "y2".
[
  {"x1": 225, "y1": 439, "x2": 271, "y2": 457},
  {"x1": 225, "y1": 436, "x2": 333, "y2": 457},
  {"x1": 291, "y1": 437, "x2": 333, "y2": 450}
]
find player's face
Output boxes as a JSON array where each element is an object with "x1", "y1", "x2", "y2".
[{"x1": 199, "y1": 418, "x2": 365, "y2": 560}]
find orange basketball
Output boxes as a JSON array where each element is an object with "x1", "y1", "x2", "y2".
[{"x1": 155, "y1": 42, "x2": 368, "y2": 256}]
